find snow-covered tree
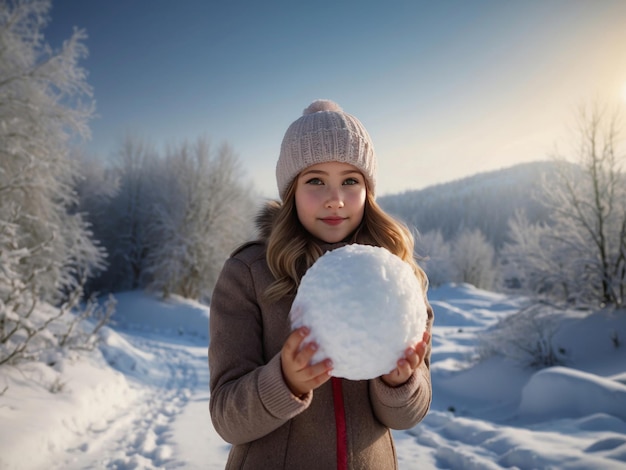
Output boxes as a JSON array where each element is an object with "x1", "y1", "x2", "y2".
[
  {"x1": 0, "y1": 0, "x2": 103, "y2": 299},
  {"x1": 92, "y1": 134, "x2": 157, "y2": 292},
  {"x1": 0, "y1": 0, "x2": 104, "y2": 300},
  {"x1": 1, "y1": 0, "x2": 107, "y2": 364},
  {"x1": 416, "y1": 229, "x2": 453, "y2": 287},
  {"x1": 143, "y1": 138, "x2": 255, "y2": 301},
  {"x1": 500, "y1": 210, "x2": 572, "y2": 299},
  {"x1": 451, "y1": 228, "x2": 496, "y2": 290},
  {"x1": 78, "y1": 134, "x2": 257, "y2": 300},
  {"x1": 72, "y1": 150, "x2": 120, "y2": 217}
]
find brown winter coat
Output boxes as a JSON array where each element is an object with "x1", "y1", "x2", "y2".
[{"x1": 209, "y1": 204, "x2": 434, "y2": 469}]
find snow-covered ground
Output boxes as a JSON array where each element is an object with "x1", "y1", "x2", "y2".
[{"x1": 1, "y1": 284, "x2": 626, "y2": 469}]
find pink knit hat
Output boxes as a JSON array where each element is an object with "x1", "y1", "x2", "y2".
[{"x1": 276, "y1": 99, "x2": 377, "y2": 200}]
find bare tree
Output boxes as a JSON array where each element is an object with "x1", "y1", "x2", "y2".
[
  {"x1": 501, "y1": 105, "x2": 625, "y2": 307},
  {"x1": 539, "y1": 105, "x2": 624, "y2": 307},
  {"x1": 451, "y1": 228, "x2": 497, "y2": 290},
  {"x1": 416, "y1": 229, "x2": 453, "y2": 287}
]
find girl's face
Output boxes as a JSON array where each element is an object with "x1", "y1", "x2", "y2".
[{"x1": 295, "y1": 161, "x2": 366, "y2": 243}]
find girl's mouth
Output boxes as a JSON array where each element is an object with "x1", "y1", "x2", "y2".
[{"x1": 321, "y1": 217, "x2": 345, "y2": 226}]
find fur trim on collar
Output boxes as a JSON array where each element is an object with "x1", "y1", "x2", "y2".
[{"x1": 255, "y1": 200, "x2": 281, "y2": 241}]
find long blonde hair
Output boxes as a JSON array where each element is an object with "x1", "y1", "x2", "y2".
[{"x1": 265, "y1": 180, "x2": 428, "y2": 302}]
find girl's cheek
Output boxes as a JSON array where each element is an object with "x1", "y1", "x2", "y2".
[{"x1": 349, "y1": 191, "x2": 366, "y2": 206}]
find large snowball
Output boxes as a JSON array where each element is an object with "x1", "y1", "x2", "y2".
[{"x1": 291, "y1": 244, "x2": 428, "y2": 380}]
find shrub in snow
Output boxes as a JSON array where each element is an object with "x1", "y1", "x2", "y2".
[
  {"x1": 291, "y1": 244, "x2": 428, "y2": 380},
  {"x1": 477, "y1": 303, "x2": 564, "y2": 369}
]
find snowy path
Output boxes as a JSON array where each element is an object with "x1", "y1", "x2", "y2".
[{"x1": 46, "y1": 332, "x2": 228, "y2": 470}]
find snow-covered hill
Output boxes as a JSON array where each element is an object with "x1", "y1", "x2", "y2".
[{"x1": 379, "y1": 161, "x2": 560, "y2": 247}]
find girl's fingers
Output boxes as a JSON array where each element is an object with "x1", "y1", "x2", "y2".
[
  {"x1": 417, "y1": 341, "x2": 428, "y2": 361},
  {"x1": 404, "y1": 347, "x2": 418, "y2": 368},
  {"x1": 282, "y1": 327, "x2": 309, "y2": 359},
  {"x1": 411, "y1": 331, "x2": 430, "y2": 366},
  {"x1": 383, "y1": 363, "x2": 408, "y2": 386},
  {"x1": 309, "y1": 358, "x2": 333, "y2": 378},
  {"x1": 398, "y1": 358, "x2": 411, "y2": 373},
  {"x1": 286, "y1": 357, "x2": 333, "y2": 396},
  {"x1": 299, "y1": 362, "x2": 333, "y2": 392},
  {"x1": 281, "y1": 325, "x2": 333, "y2": 396},
  {"x1": 294, "y1": 357, "x2": 333, "y2": 382},
  {"x1": 293, "y1": 341, "x2": 319, "y2": 368},
  {"x1": 423, "y1": 330, "x2": 431, "y2": 343}
]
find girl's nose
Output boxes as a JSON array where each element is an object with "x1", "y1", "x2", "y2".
[{"x1": 325, "y1": 188, "x2": 345, "y2": 209}]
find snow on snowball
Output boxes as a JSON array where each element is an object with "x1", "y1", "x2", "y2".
[{"x1": 291, "y1": 244, "x2": 428, "y2": 380}]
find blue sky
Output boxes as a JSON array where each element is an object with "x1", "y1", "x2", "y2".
[{"x1": 45, "y1": 0, "x2": 626, "y2": 198}]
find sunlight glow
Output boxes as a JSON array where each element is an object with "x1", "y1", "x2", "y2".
[{"x1": 621, "y1": 82, "x2": 626, "y2": 103}]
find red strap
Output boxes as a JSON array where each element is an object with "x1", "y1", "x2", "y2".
[{"x1": 332, "y1": 377, "x2": 348, "y2": 470}]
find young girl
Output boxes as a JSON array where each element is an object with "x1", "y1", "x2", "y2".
[{"x1": 209, "y1": 100, "x2": 433, "y2": 469}]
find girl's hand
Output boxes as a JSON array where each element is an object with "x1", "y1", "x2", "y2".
[
  {"x1": 381, "y1": 331, "x2": 431, "y2": 387},
  {"x1": 281, "y1": 326, "x2": 333, "y2": 397}
]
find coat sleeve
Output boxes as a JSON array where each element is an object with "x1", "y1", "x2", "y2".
[
  {"x1": 208, "y1": 256, "x2": 312, "y2": 445},
  {"x1": 369, "y1": 301, "x2": 434, "y2": 430}
]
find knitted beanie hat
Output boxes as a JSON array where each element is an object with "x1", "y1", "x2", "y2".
[{"x1": 276, "y1": 99, "x2": 377, "y2": 199}]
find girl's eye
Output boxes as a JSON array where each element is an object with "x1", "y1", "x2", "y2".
[
  {"x1": 343, "y1": 177, "x2": 359, "y2": 185},
  {"x1": 305, "y1": 177, "x2": 323, "y2": 185}
]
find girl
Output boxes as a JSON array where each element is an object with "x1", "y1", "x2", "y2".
[{"x1": 209, "y1": 100, "x2": 433, "y2": 469}]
